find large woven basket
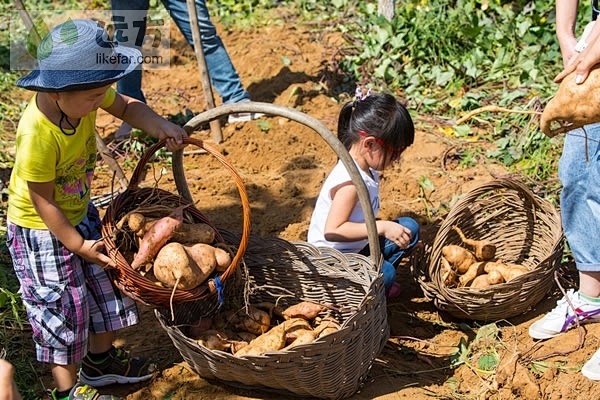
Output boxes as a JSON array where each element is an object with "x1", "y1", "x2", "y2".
[
  {"x1": 156, "y1": 231, "x2": 388, "y2": 400},
  {"x1": 414, "y1": 178, "x2": 564, "y2": 321},
  {"x1": 101, "y1": 137, "x2": 251, "y2": 307},
  {"x1": 154, "y1": 102, "x2": 388, "y2": 399}
]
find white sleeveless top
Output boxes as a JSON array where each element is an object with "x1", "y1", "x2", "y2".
[{"x1": 307, "y1": 159, "x2": 380, "y2": 252}]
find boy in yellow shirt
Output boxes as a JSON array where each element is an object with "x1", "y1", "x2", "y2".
[{"x1": 7, "y1": 19, "x2": 186, "y2": 400}]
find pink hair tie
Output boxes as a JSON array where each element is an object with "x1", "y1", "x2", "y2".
[{"x1": 355, "y1": 87, "x2": 372, "y2": 101}]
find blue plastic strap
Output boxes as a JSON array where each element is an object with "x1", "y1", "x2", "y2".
[{"x1": 214, "y1": 276, "x2": 224, "y2": 305}]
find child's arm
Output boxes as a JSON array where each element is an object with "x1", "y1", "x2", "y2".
[
  {"x1": 104, "y1": 93, "x2": 187, "y2": 151},
  {"x1": 27, "y1": 181, "x2": 116, "y2": 268},
  {"x1": 324, "y1": 183, "x2": 411, "y2": 248}
]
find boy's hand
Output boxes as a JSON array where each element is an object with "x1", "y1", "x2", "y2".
[
  {"x1": 77, "y1": 239, "x2": 116, "y2": 269},
  {"x1": 155, "y1": 120, "x2": 188, "y2": 152}
]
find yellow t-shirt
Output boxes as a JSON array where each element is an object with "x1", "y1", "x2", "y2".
[{"x1": 7, "y1": 88, "x2": 116, "y2": 229}]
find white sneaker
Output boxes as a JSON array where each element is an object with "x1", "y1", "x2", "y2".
[
  {"x1": 582, "y1": 348, "x2": 600, "y2": 380},
  {"x1": 227, "y1": 111, "x2": 265, "y2": 124},
  {"x1": 528, "y1": 289, "x2": 600, "y2": 340}
]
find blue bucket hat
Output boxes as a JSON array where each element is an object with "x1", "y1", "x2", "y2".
[{"x1": 16, "y1": 19, "x2": 141, "y2": 92}]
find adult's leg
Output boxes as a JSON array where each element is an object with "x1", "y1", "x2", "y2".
[
  {"x1": 559, "y1": 124, "x2": 600, "y2": 297},
  {"x1": 110, "y1": 0, "x2": 149, "y2": 102},
  {"x1": 161, "y1": 0, "x2": 249, "y2": 103}
]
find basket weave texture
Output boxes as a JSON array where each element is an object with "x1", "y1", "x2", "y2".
[
  {"x1": 101, "y1": 137, "x2": 251, "y2": 307},
  {"x1": 155, "y1": 231, "x2": 389, "y2": 400},
  {"x1": 414, "y1": 179, "x2": 564, "y2": 321}
]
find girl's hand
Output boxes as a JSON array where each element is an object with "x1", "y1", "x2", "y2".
[
  {"x1": 381, "y1": 220, "x2": 412, "y2": 249},
  {"x1": 155, "y1": 120, "x2": 188, "y2": 152},
  {"x1": 77, "y1": 239, "x2": 116, "y2": 269}
]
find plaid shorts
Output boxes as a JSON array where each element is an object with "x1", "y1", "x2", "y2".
[{"x1": 6, "y1": 203, "x2": 139, "y2": 365}]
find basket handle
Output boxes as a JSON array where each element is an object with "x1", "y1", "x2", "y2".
[
  {"x1": 128, "y1": 136, "x2": 251, "y2": 287},
  {"x1": 172, "y1": 101, "x2": 382, "y2": 268}
]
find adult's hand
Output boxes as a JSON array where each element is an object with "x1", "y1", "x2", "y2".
[{"x1": 555, "y1": 22, "x2": 600, "y2": 84}]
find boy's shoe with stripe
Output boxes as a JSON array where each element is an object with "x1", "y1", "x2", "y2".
[
  {"x1": 528, "y1": 289, "x2": 600, "y2": 340},
  {"x1": 49, "y1": 383, "x2": 119, "y2": 400},
  {"x1": 79, "y1": 347, "x2": 156, "y2": 387}
]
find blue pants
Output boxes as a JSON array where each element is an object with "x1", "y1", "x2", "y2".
[
  {"x1": 360, "y1": 217, "x2": 420, "y2": 289},
  {"x1": 559, "y1": 123, "x2": 600, "y2": 272},
  {"x1": 110, "y1": 0, "x2": 249, "y2": 104}
]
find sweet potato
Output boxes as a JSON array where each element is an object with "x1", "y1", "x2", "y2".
[
  {"x1": 484, "y1": 262, "x2": 530, "y2": 282},
  {"x1": 282, "y1": 301, "x2": 326, "y2": 320},
  {"x1": 196, "y1": 330, "x2": 229, "y2": 351},
  {"x1": 452, "y1": 226, "x2": 496, "y2": 261},
  {"x1": 234, "y1": 323, "x2": 287, "y2": 357},
  {"x1": 540, "y1": 67, "x2": 600, "y2": 137},
  {"x1": 213, "y1": 246, "x2": 232, "y2": 271},
  {"x1": 442, "y1": 245, "x2": 476, "y2": 274},
  {"x1": 153, "y1": 242, "x2": 216, "y2": 290},
  {"x1": 185, "y1": 244, "x2": 218, "y2": 273},
  {"x1": 313, "y1": 317, "x2": 341, "y2": 338},
  {"x1": 282, "y1": 317, "x2": 312, "y2": 334},
  {"x1": 487, "y1": 269, "x2": 505, "y2": 285},
  {"x1": 459, "y1": 261, "x2": 486, "y2": 287},
  {"x1": 282, "y1": 328, "x2": 316, "y2": 351},
  {"x1": 469, "y1": 269, "x2": 504, "y2": 289},
  {"x1": 233, "y1": 305, "x2": 271, "y2": 335},
  {"x1": 123, "y1": 212, "x2": 146, "y2": 234},
  {"x1": 441, "y1": 257, "x2": 459, "y2": 287},
  {"x1": 469, "y1": 274, "x2": 491, "y2": 289},
  {"x1": 135, "y1": 219, "x2": 216, "y2": 244},
  {"x1": 131, "y1": 205, "x2": 186, "y2": 270}
]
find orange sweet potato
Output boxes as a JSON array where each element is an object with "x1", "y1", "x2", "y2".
[
  {"x1": 130, "y1": 205, "x2": 186, "y2": 270},
  {"x1": 282, "y1": 301, "x2": 326, "y2": 320}
]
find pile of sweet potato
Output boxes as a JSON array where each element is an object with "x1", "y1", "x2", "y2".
[
  {"x1": 115, "y1": 204, "x2": 231, "y2": 291},
  {"x1": 440, "y1": 226, "x2": 529, "y2": 289},
  {"x1": 187, "y1": 301, "x2": 341, "y2": 356}
]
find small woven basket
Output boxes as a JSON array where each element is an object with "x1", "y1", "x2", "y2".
[
  {"x1": 156, "y1": 231, "x2": 388, "y2": 400},
  {"x1": 101, "y1": 137, "x2": 251, "y2": 307},
  {"x1": 414, "y1": 178, "x2": 564, "y2": 321}
]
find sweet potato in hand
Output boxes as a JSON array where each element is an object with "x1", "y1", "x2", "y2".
[{"x1": 540, "y1": 67, "x2": 600, "y2": 137}]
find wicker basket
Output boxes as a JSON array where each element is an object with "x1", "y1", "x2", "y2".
[
  {"x1": 101, "y1": 137, "x2": 251, "y2": 307},
  {"x1": 156, "y1": 231, "x2": 388, "y2": 400},
  {"x1": 414, "y1": 179, "x2": 564, "y2": 321}
]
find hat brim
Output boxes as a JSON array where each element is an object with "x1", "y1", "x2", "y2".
[{"x1": 16, "y1": 45, "x2": 141, "y2": 92}]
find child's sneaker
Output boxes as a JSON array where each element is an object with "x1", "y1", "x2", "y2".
[
  {"x1": 582, "y1": 347, "x2": 600, "y2": 380},
  {"x1": 528, "y1": 289, "x2": 600, "y2": 340},
  {"x1": 50, "y1": 383, "x2": 119, "y2": 399},
  {"x1": 79, "y1": 347, "x2": 156, "y2": 387}
]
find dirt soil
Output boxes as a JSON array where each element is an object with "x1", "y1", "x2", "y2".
[{"x1": 48, "y1": 18, "x2": 600, "y2": 400}]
